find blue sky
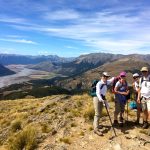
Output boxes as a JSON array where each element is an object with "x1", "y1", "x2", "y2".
[{"x1": 0, "y1": 0, "x2": 150, "y2": 57}]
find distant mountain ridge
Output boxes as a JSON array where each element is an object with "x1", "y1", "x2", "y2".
[
  {"x1": 0, "y1": 64, "x2": 15, "y2": 76},
  {"x1": 29, "y1": 53, "x2": 124, "y2": 76},
  {"x1": 0, "y1": 54, "x2": 74, "y2": 65}
]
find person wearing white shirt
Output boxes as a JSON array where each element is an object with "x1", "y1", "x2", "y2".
[
  {"x1": 132, "y1": 73, "x2": 141, "y2": 124},
  {"x1": 137, "y1": 67, "x2": 150, "y2": 129},
  {"x1": 93, "y1": 72, "x2": 114, "y2": 136}
]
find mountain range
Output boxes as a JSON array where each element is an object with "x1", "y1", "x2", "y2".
[
  {"x1": 0, "y1": 53, "x2": 150, "y2": 92},
  {"x1": 0, "y1": 54, "x2": 73, "y2": 65}
]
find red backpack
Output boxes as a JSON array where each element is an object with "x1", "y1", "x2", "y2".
[{"x1": 112, "y1": 76, "x2": 121, "y2": 93}]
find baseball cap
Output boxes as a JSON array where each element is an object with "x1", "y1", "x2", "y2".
[{"x1": 120, "y1": 71, "x2": 126, "y2": 77}]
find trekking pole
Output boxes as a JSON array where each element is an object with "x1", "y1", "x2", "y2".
[
  {"x1": 126, "y1": 99, "x2": 128, "y2": 123},
  {"x1": 103, "y1": 100, "x2": 117, "y2": 137}
]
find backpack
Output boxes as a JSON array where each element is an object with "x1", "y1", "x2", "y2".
[
  {"x1": 129, "y1": 101, "x2": 137, "y2": 110},
  {"x1": 112, "y1": 76, "x2": 120, "y2": 93},
  {"x1": 140, "y1": 76, "x2": 150, "y2": 87},
  {"x1": 90, "y1": 80, "x2": 106, "y2": 97}
]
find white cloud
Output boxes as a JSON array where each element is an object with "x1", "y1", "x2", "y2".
[
  {"x1": 38, "y1": 50, "x2": 55, "y2": 55},
  {"x1": 0, "y1": 38, "x2": 37, "y2": 44},
  {"x1": 43, "y1": 9, "x2": 80, "y2": 20},
  {"x1": 6, "y1": 6, "x2": 150, "y2": 54},
  {"x1": 0, "y1": 15, "x2": 27, "y2": 24}
]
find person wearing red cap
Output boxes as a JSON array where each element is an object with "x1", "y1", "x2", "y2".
[{"x1": 113, "y1": 71, "x2": 129, "y2": 126}]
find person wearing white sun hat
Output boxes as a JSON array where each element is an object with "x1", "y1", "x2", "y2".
[
  {"x1": 93, "y1": 72, "x2": 114, "y2": 136},
  {"x1": 132, "y1": 73, "x2": 141, "y2": 124},
  {"x1": 137, "y1": 67, "x2": 150, "y2": 129}
]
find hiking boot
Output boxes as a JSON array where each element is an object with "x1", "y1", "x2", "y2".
[
  {"x1": 119, "y1": 117, "x2": 124, "y2": 123},
  {"x1": 142, "y1": 121, "x2": 149, "y2": 129},
  {"x1": 135, "y1": 119, "x2": 140, "y2": 125},
  {"x1": 113, "y1": 120, "x2": 118, "y2": 126},
  {"x1": 94, "y1": 129, "x2": 103, "y2": 136},
  {"x1": 119, "y1": 122, "x2": 124, "y2": 127},
  {"x1": 98, "y1": 125, "x2": 103, "y2": 129}
]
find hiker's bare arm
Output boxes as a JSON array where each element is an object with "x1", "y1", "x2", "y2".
[
  {"x1": 114, "y1": 87, "x2": 129, "y2": 95},
  {"x1": 107, "y1": 77, "x2": 115, "y2": 85},
  {"x1": 137, "y1": 88, "x2": 141, "y2": 103},
  {"x1": 114, "y1": 87, "x2": 123, "y2": 95}
]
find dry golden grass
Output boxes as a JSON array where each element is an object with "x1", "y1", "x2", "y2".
[
  {"x1": 11, "y1": 119, "x2": 22, "y2": 132},
  {"x1": 8, "y1": 126, "x2": 38, "y2": 150},
  {"x1": 59, "y1": 137, "x2": 71, "y2": 144},
  {"x1": 0, "y1": 93, "x2": 139, "y2": 149}
]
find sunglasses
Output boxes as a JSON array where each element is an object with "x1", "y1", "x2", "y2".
[
  {"x1": 120, "y1": 75, "x2": 126, "y2": 78},
  {"x1": 103, "y1": 75, "x2": 109, "y2": 78},
  {"x1": 133, "y1": 77, "x2": 139, "y2": 79},
  {"x1": 142, "y1": 71, "x2": 148, "y2": 73}
]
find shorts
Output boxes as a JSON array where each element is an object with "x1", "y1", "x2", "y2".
[{"x1": 141, "y1": 97, "x2": 150, "y2": 112}]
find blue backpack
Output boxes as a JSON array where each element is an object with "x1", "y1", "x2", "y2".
[{"x1": 129, "y1": 101, "x2": 137, "y2": 110}]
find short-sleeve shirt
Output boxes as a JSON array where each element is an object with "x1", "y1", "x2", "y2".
[
  {"x1": 139, "y1": 75, "x2": 150, "y2": 98},
  {"x1": 134, "y1": 81, "x2": 139, "y2": 92}
]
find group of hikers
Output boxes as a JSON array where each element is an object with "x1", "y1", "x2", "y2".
[{"x1": 92, "y1": 66, "x2": 150, "y2": 136}]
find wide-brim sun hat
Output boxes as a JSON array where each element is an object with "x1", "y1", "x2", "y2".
[
  {"x1": 102, "y1": 72, "x2": 111, "y2": 77},
  {"x1": 140, "y1": 67, "x2": 148, "y2": 72},
  {"x1": 133, "y1": 73, "x2": 140, "y2": 78}
]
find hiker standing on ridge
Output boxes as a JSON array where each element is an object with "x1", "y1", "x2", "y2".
[
  {"x1": 132, "y1": 73, "x2": 141, "y2": 124},
  {"x1": 113, "y1": 71, "x2": 129, "y2": 127},
  {"x1": 137, "y1": 67, "x2": 150, "y2": 129},
  {"x1": 93, "y1": 72, "x2": 114, "y2": 136}
]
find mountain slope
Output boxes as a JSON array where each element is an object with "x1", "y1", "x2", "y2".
[
  {"x1": 27, "y1": 61, "x2": 60, "y2": 72},
  {"x1": 0, "y1": 94, "x2": 150, "y2": 150},
  {"x1": 56, "y1": 57, "x2": 150, "y2": 90},
  {"x1": 0, "y1": 64, "x2": 15, "y2": 76}
]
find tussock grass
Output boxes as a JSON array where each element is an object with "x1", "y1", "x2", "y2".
[
  {"x1": 0, "y1": 118, "x2": 11, "y2": 128},
  {"x1": 79, "y1": 131, "x2": 84, "y2": 136},
  {"x1": 71, "y1": 109, "x2": 81, "y2": 117},
  {"x1": 106, "y1": 91, "x2": 114, "y2": 102},
  {"x1": 83, "y1": 106, "x2": 94, "y2": 121},
  {"x1": 102, "y1": 109, "x2": 108, "y2": 117},
  {"x1": 8, "y1": 126, "x2": 38, "y2": 150},
  {"x1": 71, "y1": 122, "x2": 77, "y2": 127},
  {"x1": 11, "y1": 119, "x2": 22, "y2": 132},
  {"x1": 76, "y1": 100, "x2": 83, "y2": 107},
  {"x1": 89, "y1": 126, "x2": 93, "y2": 131},
  {"x1": 40, "y1": 123, "x2": 51, "y2": 133},
  {"x1": 59, "y1": 137, "x2": 71, "y2": 144}
]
